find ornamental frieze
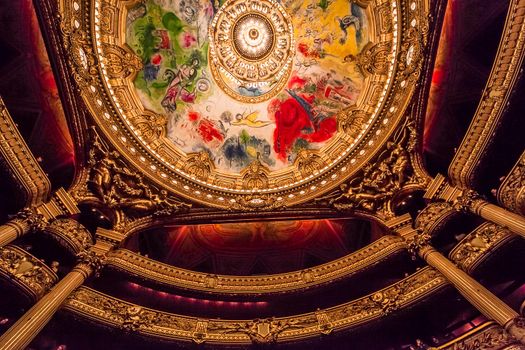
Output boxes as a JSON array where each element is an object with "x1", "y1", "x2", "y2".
[
  {"x1": 0, "y1": 245, "x2": 58, "y2": 300},
  {"x1": 449, "y1": 223, "x2": 514, "y2": 274},
  {"x1": 64, "y1": 267, "x2": 446, "y2": 344}
]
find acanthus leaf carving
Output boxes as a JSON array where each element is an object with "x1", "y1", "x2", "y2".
[
  {"x1": 294, "y1": 149, "x2": 327, "y2": 178},
  {"x1": 0, "y1": 245, "x2": 57, "y2": 298},
  {"x1": 241, "y1": 156, "x2": 270, "y2": 190}
]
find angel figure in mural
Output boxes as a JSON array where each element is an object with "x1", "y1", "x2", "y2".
[
  {"x1": 161, "y1": 59, "x2": 200, "y2": 112},
  {"x1": 335, "y1": 1, "x2": 364, "y2": 45}
]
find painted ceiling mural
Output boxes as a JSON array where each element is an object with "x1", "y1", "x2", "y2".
[
  {"x1": 62, "y1": 0, "x2": 430, "y2": 208},
  {"x1": 126, "y1": 0, "x2": 369, "y2": 172}
]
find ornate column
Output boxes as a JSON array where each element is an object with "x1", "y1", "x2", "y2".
[
  {"x1": 0, "y1": 188, "x2": 79, "y2": 248},
  {"x1": 0, "y1": 250, "x2": 104, "y2": 349},
  {"x1": 0, "y1": 209, "x2": 47, "y2": 247},
  {"x1": 0, "y1": 227, "x2": 122, "y2": 349},
  {"x1": 425, "y1": 174, "x2": 525, "y2": 238},
  {"x1": 387, "y1": 214, "x2": 525, "y2": 344}
]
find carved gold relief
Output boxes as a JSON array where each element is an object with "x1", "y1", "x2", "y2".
[
  {"x1": 449, "y1": 223, "x2": 514, "y2": 273},
  {"x1": 294, "y1": 150, "x2": 326, "y2": 178},
  {"x1": 101, "y1": 44, "x2": 143, "y2": 79},
  {"x1": 321, "y1": 122, "x2": 424, "y2": 218},
  {"x1": 241, "y1": 157, "x2": 270, "y2": 190},
  {"x1": 344, "y1": 41, "x2": 392, "y2": 76},
  {"x1": 64, "y1": 267, "x2": 445, "y2": 344},
  {"x1": 498, "y1": 151, "x2": 525, "y2": 216},
  {"x1": 440, "y1": 322, "x2": 521, "y2": 350},
  {"x1": 80, "y1": 127, "x2": 191, "y2": 228},
  {"x1": 183, "y1": 151, "x2": 214, "y2": 182},
  {"x1": 0, "y1": 245, "x2": 58, "y2": 299}
]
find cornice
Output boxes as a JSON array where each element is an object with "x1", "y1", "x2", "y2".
[
  {"x1": 106, "y1": 235, "x2": 406, "y2": 295},
  {"x1": 0, "y1": 97, "x2": 51, "y2": 206},
  {"x1": 63, "y1": 266, "x2": 447, "y2": 345},
  {"x1": 448, "y1": 0, "x2": 525, "y2": 189},
  {"x1": 0, "y1": 245, "x2": 58, "y2": 301}
]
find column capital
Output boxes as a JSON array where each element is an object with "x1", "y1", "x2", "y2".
[
  {"x1": 452, "y1": 189, "x2": 485, "y2": 213},
  {"x1": 11, "y1": 208, "x2": 48, "y2": 232},
  {"x1": 407, "y1": 231, "x2": 433, "y2": 259},
  {"x1": 75, "y1": 249, "x2": 106, "y2": 277}
]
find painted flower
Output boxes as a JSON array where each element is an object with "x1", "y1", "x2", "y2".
[
  {"x1": 180, "y1": 32, "x2": 197, "y2": 48},
  {"x1": 151, "y1": 53, "x2": 162, "y2": 65}
]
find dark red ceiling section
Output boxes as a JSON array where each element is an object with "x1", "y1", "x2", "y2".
[
  {"x1": 123, "y1": 218, "x2": 385, "y2": 275},
  {"x1": 423, "y1": 0, "x2": 510, "y2": 176},
  {"x1": 0, "y1": 0, "x2": 75, "y2": 193}
]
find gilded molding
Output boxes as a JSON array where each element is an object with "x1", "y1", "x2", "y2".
[
  {"x1": 415, "y1": 202, "x2": 458, "y2": 236},
  {"x1": 438, "y1": 322, "x2": 522, "y2": 350},
  {"x1": 63, "y1": 267, "x2": 446, "y2": 345},
  {"x1": 497, "y1": 151, "x2": 525, "y2": 216},
  {"x1": 321, "y1": 122, "x2": 428, "y2": 219},
  {"x1": 106, "y1": 235, "x2": 406, "y2": 295},
  {"x1": 0, "y1": 97, "x2": 51, "y2": 206},
  {"x1": 0, "y1": 245, "x2": 58, "y2": 300},
  {"x1": 449, "y1": 223, "x2": 514, "y2": 274},
  {"x1": 449, "y1": 0, "x2": 525, "y2": 188},
  {"x1": 44, "y1": 218, "x2": 93, "y2": 255}
]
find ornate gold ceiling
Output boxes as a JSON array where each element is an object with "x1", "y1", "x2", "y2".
[{"x1": 60, "y1": 0, "x2": 431, "y2": 211}]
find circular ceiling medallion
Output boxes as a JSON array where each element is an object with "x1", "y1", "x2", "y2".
[{"x1": 209, "y1": 0, "x2": 294, "y2": 103}]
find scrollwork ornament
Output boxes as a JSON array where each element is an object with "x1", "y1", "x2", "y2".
[
  {"x1": 441, "y1": 323, "x2": 520, "y2": 350},
  {"x1": 101, "y1": 44, "x2": 143, "y2": 79},
  {"x1": 322, "y1": 124, "x2": 418, "y2": 218},
  {"x1": 344, "y1": 41, "x2": 392, "y2": 76},
  {"x1": 85, "y1": 127, "x2": 191, "y2": 225},
  {"x1": 46, "y1": 218, "x2": 93, "y2": 253},
  {"x1": 506, "y1": 317, "x2": 525, "y2": 345},
  {"x1": 0, "y1": 245, "x2": 57, "y2": 297},
  {"x1": 414, "y1": 202, "x2": 454, "y2": 234},
  {"x1": 228, "y1": 194, "x2": 285, "y2": 212},
  {"x1": 294, "y1": 150, "x2": 326, "y2": 178},
  {"x1": 65, "y1": 29, "x2": 98, "y2": 88},
  {"x1": 450, "y1": 223, "x2": 512, "y2": 272}
]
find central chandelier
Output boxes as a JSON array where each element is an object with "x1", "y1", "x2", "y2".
[{"x1": 209, "y1": 0, "x2": 295, "y2": 103}]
